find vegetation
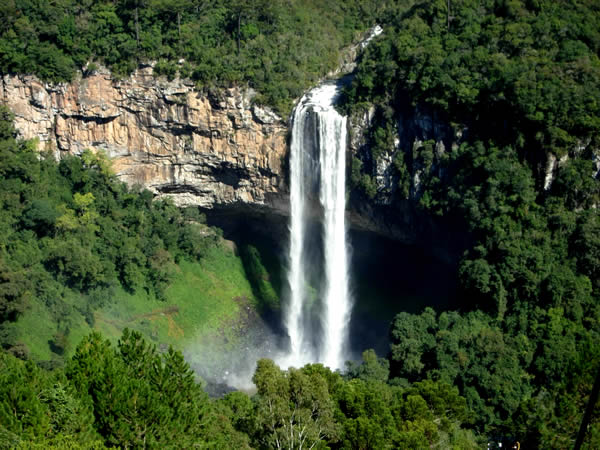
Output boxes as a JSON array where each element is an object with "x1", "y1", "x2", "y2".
[
  {"x1": 345, "y1": 0, "x2": 600, "y2": 166},
  {"x1": 1, "y1": 0, "x2": 600, "y2": 447},
  {"x1": 344, "y1": 0, "x2": 600, "y2": 446},
  {"x1": 0, "y1": 105, "x2": 280, "y2": 365},
  {"x1": 0, "y1": 0, "x2": 381, "y2": 115},
  {"x1": 1, "y1": 332, "x2": 479, "y2": 448},
  {"x1": 0, "y1": 102, "x2": 479, "y2": 448}
]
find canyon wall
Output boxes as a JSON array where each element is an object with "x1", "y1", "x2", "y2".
[
  {"x1": 1, "y1": 66, "x2": 288, "y2": 211},
  {"x1": 346, "y1": 102, "x2": 468, "y2": 251},
  {"x1": 0, "y1": 66, "x2": 461, "y2": 249}
]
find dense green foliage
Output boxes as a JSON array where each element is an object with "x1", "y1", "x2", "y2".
[
  {"x1": 2, "y1": 0, "x2": 600, "y2": 447},
  {"x1": 0, "y1": 0, "x2": 379, "y2": 115},
  {"x1": 0, "y1": 350, "x2": 101, "y2": 448},
  {"x1": 65, "y1": 329, "x2": 250, "y2": 448},
  {"x1": 346, "y1": 0, "x2": 600, "y2": 164},
  {"x1": 343, "y1": 0, "x2": 600, "y2": 446},
  {"x1": 246, "y1": 352, "x2": 479, "y2": 449},
  {"x1": 0, "y1": 106, "x2": 222, "y2": 360},
  {"x1": 1, "y1": 332, "x2": 479, "y2": 448},
  {"x1": 1, "y1": 330, "x2": 251, "y2": 448}
]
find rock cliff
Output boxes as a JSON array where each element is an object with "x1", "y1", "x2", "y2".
[
  {"x1": 1, "y1": 66, "x2": 288, "y2": 211},
  {"x1": 348, "y1": 103, "x2": 466, "y2": 204},
  {"x1": 346, "y1": 101, "x2": 469, "y2": 252},
  {"x1": 0, "y1": 64, "x2": 463, "y2": 250}
]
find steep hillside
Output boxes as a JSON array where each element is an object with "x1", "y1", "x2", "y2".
[
  {"x1": 344, "y1": 0, "x2": 600, "y2": 445},
  {"x1": 0, "y1": 106, "x2": 280, "y2": 379}
]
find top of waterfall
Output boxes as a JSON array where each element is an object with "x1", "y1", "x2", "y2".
[
  {"x1": 299, "y1": 83, "x2": 344, "y2": 112},
  {"x1": 320, "y1": 24, "x2": 383, "y2": 93},
  {"x1": 291, "y1": 24, "x2": 382, "y2": 121}
]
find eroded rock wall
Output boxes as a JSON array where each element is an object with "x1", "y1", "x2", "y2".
[{"x1": 2, "y1": 66, "x2": 288, "y2": 210}]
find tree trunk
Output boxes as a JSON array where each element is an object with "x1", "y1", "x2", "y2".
[
  {"x1": 574, "y1": 364, "x2": 600, "y2": 450},
  {"x1": 178, "y1": 11, "x2": 181, "y2": 43}
]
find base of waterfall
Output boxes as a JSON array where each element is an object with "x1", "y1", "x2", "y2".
[{"x1": 177, "y1": 220, "x2": 457, "y2": 394}]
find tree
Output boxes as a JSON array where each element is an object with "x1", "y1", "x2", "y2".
[
  {"x1": 0, "y1": 352, "x2": 99, "y2": 447},
  {"x1": 66, "y1": 330, "x2": 211, "y2": 448},
  {"x1": 345, "y1": 349, "x2": 390, "y2": 383},
  {"x1": 389, "y1": 309, "x2": 436, "y2": 380},
  {"x1": 252, "y1": 359, "x2": 339, "y2": 448},
  {"x1": 0, "y1": 258, "x2": 30, "y2": 322}
]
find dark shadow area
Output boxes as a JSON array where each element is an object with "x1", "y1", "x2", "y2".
[
  {"x1": 238, "y1": 242, "x2": 281, "y2": 314},
  {"x1": 203, "y1": 206, "x2": 288, "y2": 338},
  {"x1": 348, "y1": 230, "x2": 459, "y2": 359},
  {"x1": 204, "y1": 207, "x2": 460, "y2": 365}
]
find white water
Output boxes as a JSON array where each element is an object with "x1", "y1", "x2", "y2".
[
  {"x1": 281, "y1": 83, "x2": 350, "y2": 371},
  {"x1": 318, "y1": 104, "x2": 349, "y2": 369},
  {"x1": 283, "y1": 87, "x2": 312, "y2": 367}
]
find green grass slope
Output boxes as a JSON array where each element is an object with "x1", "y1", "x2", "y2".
[{"x1": 12, "y1": 239, "x2": 279, "y2": 372}]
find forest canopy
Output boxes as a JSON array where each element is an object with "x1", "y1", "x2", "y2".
[
  {"x1": 0, "y1": 0, "x2": 381, "y2": 115},
  {"x1": 343, "y1": 0, "x2": 600, "y2": 446},
  {"x1": 345, "y1": 0, "x2": 600, "y2": 169},
  {"x1": 0, "y1": 330, "x2": 480, "y2": 448}
]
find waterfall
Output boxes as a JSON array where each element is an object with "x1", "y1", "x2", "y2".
[
  {"x1": 318, "y1": 103, "x2": 349, "y2": 370},
  {"x1": 282, "y1": 82, "x2": 350, "y2": 371},
  {"x1": 284, "y1": 88, "x2": 311, "y2": 367}
]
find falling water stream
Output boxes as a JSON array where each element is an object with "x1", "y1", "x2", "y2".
[
  {"x1": 282, "y1": 82, "x2": 350, "y2": 371},
  {"x1": 187, "y1": 26, "x2": 386, "y2": 390}
]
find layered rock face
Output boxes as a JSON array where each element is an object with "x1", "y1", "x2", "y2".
[
  {"x1": 348, "y1": 104, "x2": 465, "y2": 205},
  {"x1": 0, "y1": 64, "x2": 459, "y2": 247},
  {"x1": 2, "y1": 66, "x2": 287, "y2": 210}
]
